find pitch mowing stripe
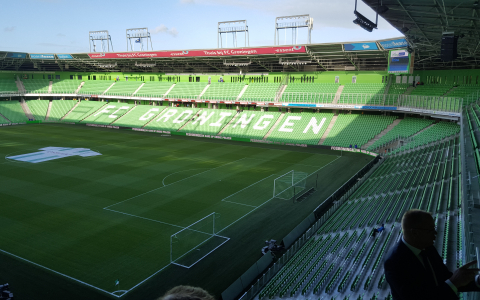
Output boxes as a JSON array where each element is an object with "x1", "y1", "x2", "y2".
[{"x1": 0, "y1": 248, "x2": 120, "y2": 298}]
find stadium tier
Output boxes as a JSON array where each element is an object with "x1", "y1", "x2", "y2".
[
  {"x1": 0, "y1": 101, "x2": 29, "y2": 123},
  {"x1": 48, "y1": 100, "x2": 78, "y2": 121},
  {"x1": 143, "y1": 107, "x2": 201, "y2": 131},
  {"x1": 167, "y1": 82, "x2": 207, "y2": 99},
  {"x1": 322, "y1": 114, "x2": 396, "y2": 148},
  {"x1": 179, "y1": 109, "x2": 236, "y2": 135},
  {"x1": 200, "y1": 82, "x2": 245, "y2": 100},
  {"x1": 367, "y1": 118, "x2": 434, "y2": 151},
  {"x1": 105, "y1": 81, "x2": 143, "y2": 96},
  {"x1": 0, "y1": 79, "x2": 18, "y2": 93},
  {"x1": 79, "y1": 81, "x2": 114, "y2": 95},
  {"x1": 220, "y1": 111, "x2": 282, "y2": 139},
  {"x1": 267, "y1": 112, "x2": 334, "y2": 145},
  {"x1": 239, "y1": 83, "x2": 279, "y2": 101},
  {"x1": 51, "y1": 80, "x2": 82, "y2": 94},
  {"x1": 387, "y1": 83, "x2": 408, "y2": 95},
  {"x1": 410, "y1": 84, "x2": 454, "y2": 96},
  {"x1": 135, "y1": 82, "x2": 174, "y2": 97},
  {"x1": 338, "y1": 83, "x2": 387, "y2": 105},
  {"x1": 112, "y1": 105, "x2": 167, "y2": 128},
  {"x1": 81, "y1": 103, "x2": 134, "y2": 125},
  {"x1": 22, "y1": 79, "x2": 50, "y2": 93},
  {"x1": 26, "y1": 100, "x2": 49, "y2": 121},
  {"x1": 281, "y1": 83, "x2": 340, "y2": 103},
  {"x1": 390, "y1": 122, "x2": 460, "y2": 154},
  {"x1": 61, "y1": 101, "x2": 105, "y2": 122}
]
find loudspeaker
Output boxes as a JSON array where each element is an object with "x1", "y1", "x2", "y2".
[{"x1": 441, "y1": 36, "x2": 458, "y2": 61}]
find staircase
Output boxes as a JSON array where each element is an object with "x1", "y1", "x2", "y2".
[
  {"x1": 142, "y1": 108, "x2": 168, "y2": 128},
  {"x1": 263, "y1": 112, "x2": 285, "y2": 140},
  {"x1": 132, "y1": 83, "x2": 145, "y2": 96},
  {"x1": 404, "y1": 86, "x2": 416, "y2": 95},
  {"x1": 109, "y1": 106, "x2": 136, "y2": 125},
  {"x1": 198, "y1": 84, "x2": 210, "y2": 100},
  {"x1": 275, "y1": 85, "x2": 287, "y2": 102},
  {"x1": 60, "y1": 101, "x2": 80, "y2": 121},
  {"x1": 411, "y1": 123, "x2": 436, "y2": 137},
  {"x1": 318, "y1": 115, "x2": 338, "y2": 145},
  {"x1": 102, "y1": 83, "x2": 116, "y2": 95},
  {"x1": 15, "y1": 77, "x2": 26, "y2": 93},
  {"x1": 163, "y1": 83, "x2": 176, "y2": 97},
  {"x1": 75, "y1": 81, "x2": 85, "y2": 94},
  {"x1": 20, "y1": 98, "x2": 34, "y2": 120},
  {"x1": 48, "y1": 81, "x2": 53, "y2": 93},
  {"x1": 236, "y1": 85, "x2": 249, "y2": 101},
  {"x1": 362, "y1": 119, "x2": 401, "y2": 150},
  {"x1": 0, "y1": 112, "x2": 11, "y2": 123},
  {"x1": 177, "y1": 109, "x2": 204, "y2": 131},
  {"x1": 332, "y1": 85, "x2": 344, "y2": 104},
  {"x1": 444, "y1": 86, "x2": 457, "y2": 96},
  {"x1": 45, "y1": 100, "x2": 53, "y2": 121},
  {"x1": 218, "y1": 111, "x2": 240, "y2": 135}
]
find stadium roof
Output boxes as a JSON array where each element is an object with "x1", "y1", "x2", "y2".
[{"x1": 363, "y1": 0, "x2": 480, "y2": 69}]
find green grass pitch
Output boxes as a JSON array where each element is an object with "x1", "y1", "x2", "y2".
[{"x1": 0, "y1": 123, "x2": 373, "y2": 300}]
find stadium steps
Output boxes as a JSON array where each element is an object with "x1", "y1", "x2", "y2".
[
  {"x1": 75, "y1": 81, "x2": 85, "y2": 93},
  {"x1": 60, "y1": 101, "x2": 80, "y2": 121},
  {"x1": 20, "y1": 99, "x2": 34, "y2": 120},
  {"x1": 404, "y1": 86, "x2": 416, "y2": 95},
  {"x1": 48, "y1": 81, "x2": 53, "y2": 93},
  {"x1": 177, "y1": 108, "x2": 204, "y2": 131},
  {"x1": 142, "y1": 108, "x2": 167, "y2": 128},
  {"x1": 164, "y1": 83, "x2": 176, "y2": 96},
  {"x1": 15, "y1": 79, "x2": 25, "y2": 93},
  {"x1": 218, "y1": 111, "x2": 240, "y2": 135},
  {"x1": 132, "y1": 83, "x2": 145, "y2": 96},
  {"x1": 275, "y1": 85, "x2": 287, "y2": 101},
  {"x1": 78, "y1": 103, "x2": 108, "y2": 122},
  {"x1": 109, "y1": 105, "x2": 137, "y2": 125},
  {"x1": 318, "y1": 115, "x2": 338, "y2": 145},
  {"x1": 45, "y1": 100, "x2": 53, "y2": 121},
  {"x1": 236, "y1": 85, "x2": 249, "y2": 101},
  {"x1": 443, "y1": 86, "x2": 458, "y2": 97},
  {"x1": 263, "y1": 112, "x2": 285, "y2": 139},
  {"x1": 411, "y1": 123, "x2": 437, "y2": 138},
  {"x1": 0, "y1": 112, "x2": 11, "y2": 123},
  {"x1": 198, "y1": 84, "x2": 210, "y2": 99},
  {"x1": 362, "y1": 119, "x2": 402, "y2": 150},
  {"x1": 102, "y1": 82, "x2": 116, "y2": 95},
  {"x1": 332, "y1": 85, "x2": 344, "y2": 104}
]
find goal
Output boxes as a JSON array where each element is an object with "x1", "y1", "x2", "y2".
[{"x1": 273, "y1": 170, "x2": 308, "y2": 200}]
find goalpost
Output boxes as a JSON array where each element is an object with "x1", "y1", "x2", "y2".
[
  {"x1": 170, "y1": 212, "x2": 229, "y2": 268},
  {"x1": 273, "y1": 170, "x2": 308, "y2": 200}
]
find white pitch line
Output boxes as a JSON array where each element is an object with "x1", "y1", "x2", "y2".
[
  {"x1": 162, "y1": 169, "x2": 207, "y2": 186},
  {"x1": 221, "y1": 200, "x2": 257, "y2": 208},
  {"x1": 103, "y1": 208, "x2": 185, "y2": 229},
  {"x1": 103, "y1": 157, "x2": 247, "y2": 209},
  {"x1": 0, "y1": 248, "x2": 120, "y2": 298}
]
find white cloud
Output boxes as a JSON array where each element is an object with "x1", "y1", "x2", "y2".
[
  {"x1": 152, "y1": 25, "x2": 179, "y2": 37},
  {"x1": 4, "y1": 26, "x2": 15, "y2": 32}
]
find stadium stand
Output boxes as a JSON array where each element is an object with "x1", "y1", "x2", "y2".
[
  {"x1": 105, "y1": 81, "x2": 143, "y2": 96},
  {"x1": 22, "y1": 79, "x2": 50, "y2": 93},
  {"x1": 78, "y1": 81, "x2": 114, "y2": 95},
  {"x1": 322, "y1": 114, "x2": 396, "y2": 147},
  {"x1": 26, "y1": 100, "x2": 49, "y2": 121},
  {"x1": 62, "y1": 101, "x2": 105, "y2": 122},
  {"x1": 167, "y1": 82, "x2": 207, "y2": 99},
  {"x1": 447, "y1": 84, "x2": 480, "y2": 105},
  {"x1": 81, "y1": 103, "x2": 134, "y2": 125},
  {"x1": 260, "y1": 137, "x2": 460, "y2": 299},
  {"x1": 112, "y1": 105, "x2": 167, "y2": 128},
  {"x1": 367, "y1": 118, "x2": 435, "y2": 151},
  {"x1": 390, "y1": 122, "x2": 460, "y2": 154},
  {"x1": 410, "y1": 84, "x2": 453, "y2": 96},
  {"x1": 48, "y1": 100, "x2": 78, "y2": 121},
  {"x1": 267, "y1": 112, "x2": 334, "y2": 145},
  {"x1": 0, "y1": 79, "x2": 18, "y2": 93},
  {"x1": 180, "y1": 109, "x2": 237, "y2": 135},
  {"x1": 239, "y1": 83, "x2": 279, "y2": 101},
  {"x1": 201, "y1": 82, "x2": 245, "y2": 100},
  {"x1": 0, "y1": 101, "x2": 29, "y2": 123},
  {"x1": 387, "y1": 84, "x2": 408, "y2": 95},
  {"x1": 143, "y1": 107, "x2": 201, "y2": 131},
  {"x1": 281, "y1": 83, "x2": 340, "y2": 103},
  {"x1": 338, "y1": 84, "x2": 387, "y2": 105},
  {"x1": 51, "y1": 80, "x2": 82, "y2": 93},
  {"x1": 220, "y1": 111, "x2": 282, "y2": 139},
  {"x1": 135, "y1": 82, "x2": 174, "y2": 97}
]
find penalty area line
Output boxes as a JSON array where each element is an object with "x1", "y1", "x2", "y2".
[{"x1": 0, "y1": 248, "x2": 120, "y2": 298}]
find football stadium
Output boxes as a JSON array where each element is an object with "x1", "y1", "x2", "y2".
[{"x1": 1, "y1": 1, "x2": 480, "y2": 300}]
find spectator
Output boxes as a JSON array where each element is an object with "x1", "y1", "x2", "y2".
[
  {"x1": 349, "y1": 144, "x2": 352, "y2": 148},
  {"x1": 158, "y1": 286, "x2": 214, "y2": 300}
]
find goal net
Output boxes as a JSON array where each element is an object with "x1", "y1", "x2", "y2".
[
  {"x1": 170, "y1": 212, "x2": 229, "y2": 268},
  {"x1": 273, "y1": 170, "x2": 308, "y2": 200}
]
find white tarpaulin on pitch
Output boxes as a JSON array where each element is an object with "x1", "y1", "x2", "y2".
[{"x1": 7, "y1": 147, "x2": 101, "y2": 163}]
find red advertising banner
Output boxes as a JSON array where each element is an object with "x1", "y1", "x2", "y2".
[{"x1": 88, "y1": 46, "x2": 305, "y2": 59}]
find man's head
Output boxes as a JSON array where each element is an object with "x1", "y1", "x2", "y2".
[
  {"x1": 158, "y1": 286, "x2": 214, "y2": 300},
  {"x1": 402, "y1": 209, "x2": 437, "y2": 249}
]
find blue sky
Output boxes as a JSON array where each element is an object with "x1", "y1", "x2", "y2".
[{"x1": 1, "y1": 0, "x2": 402, "y2": 53}]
